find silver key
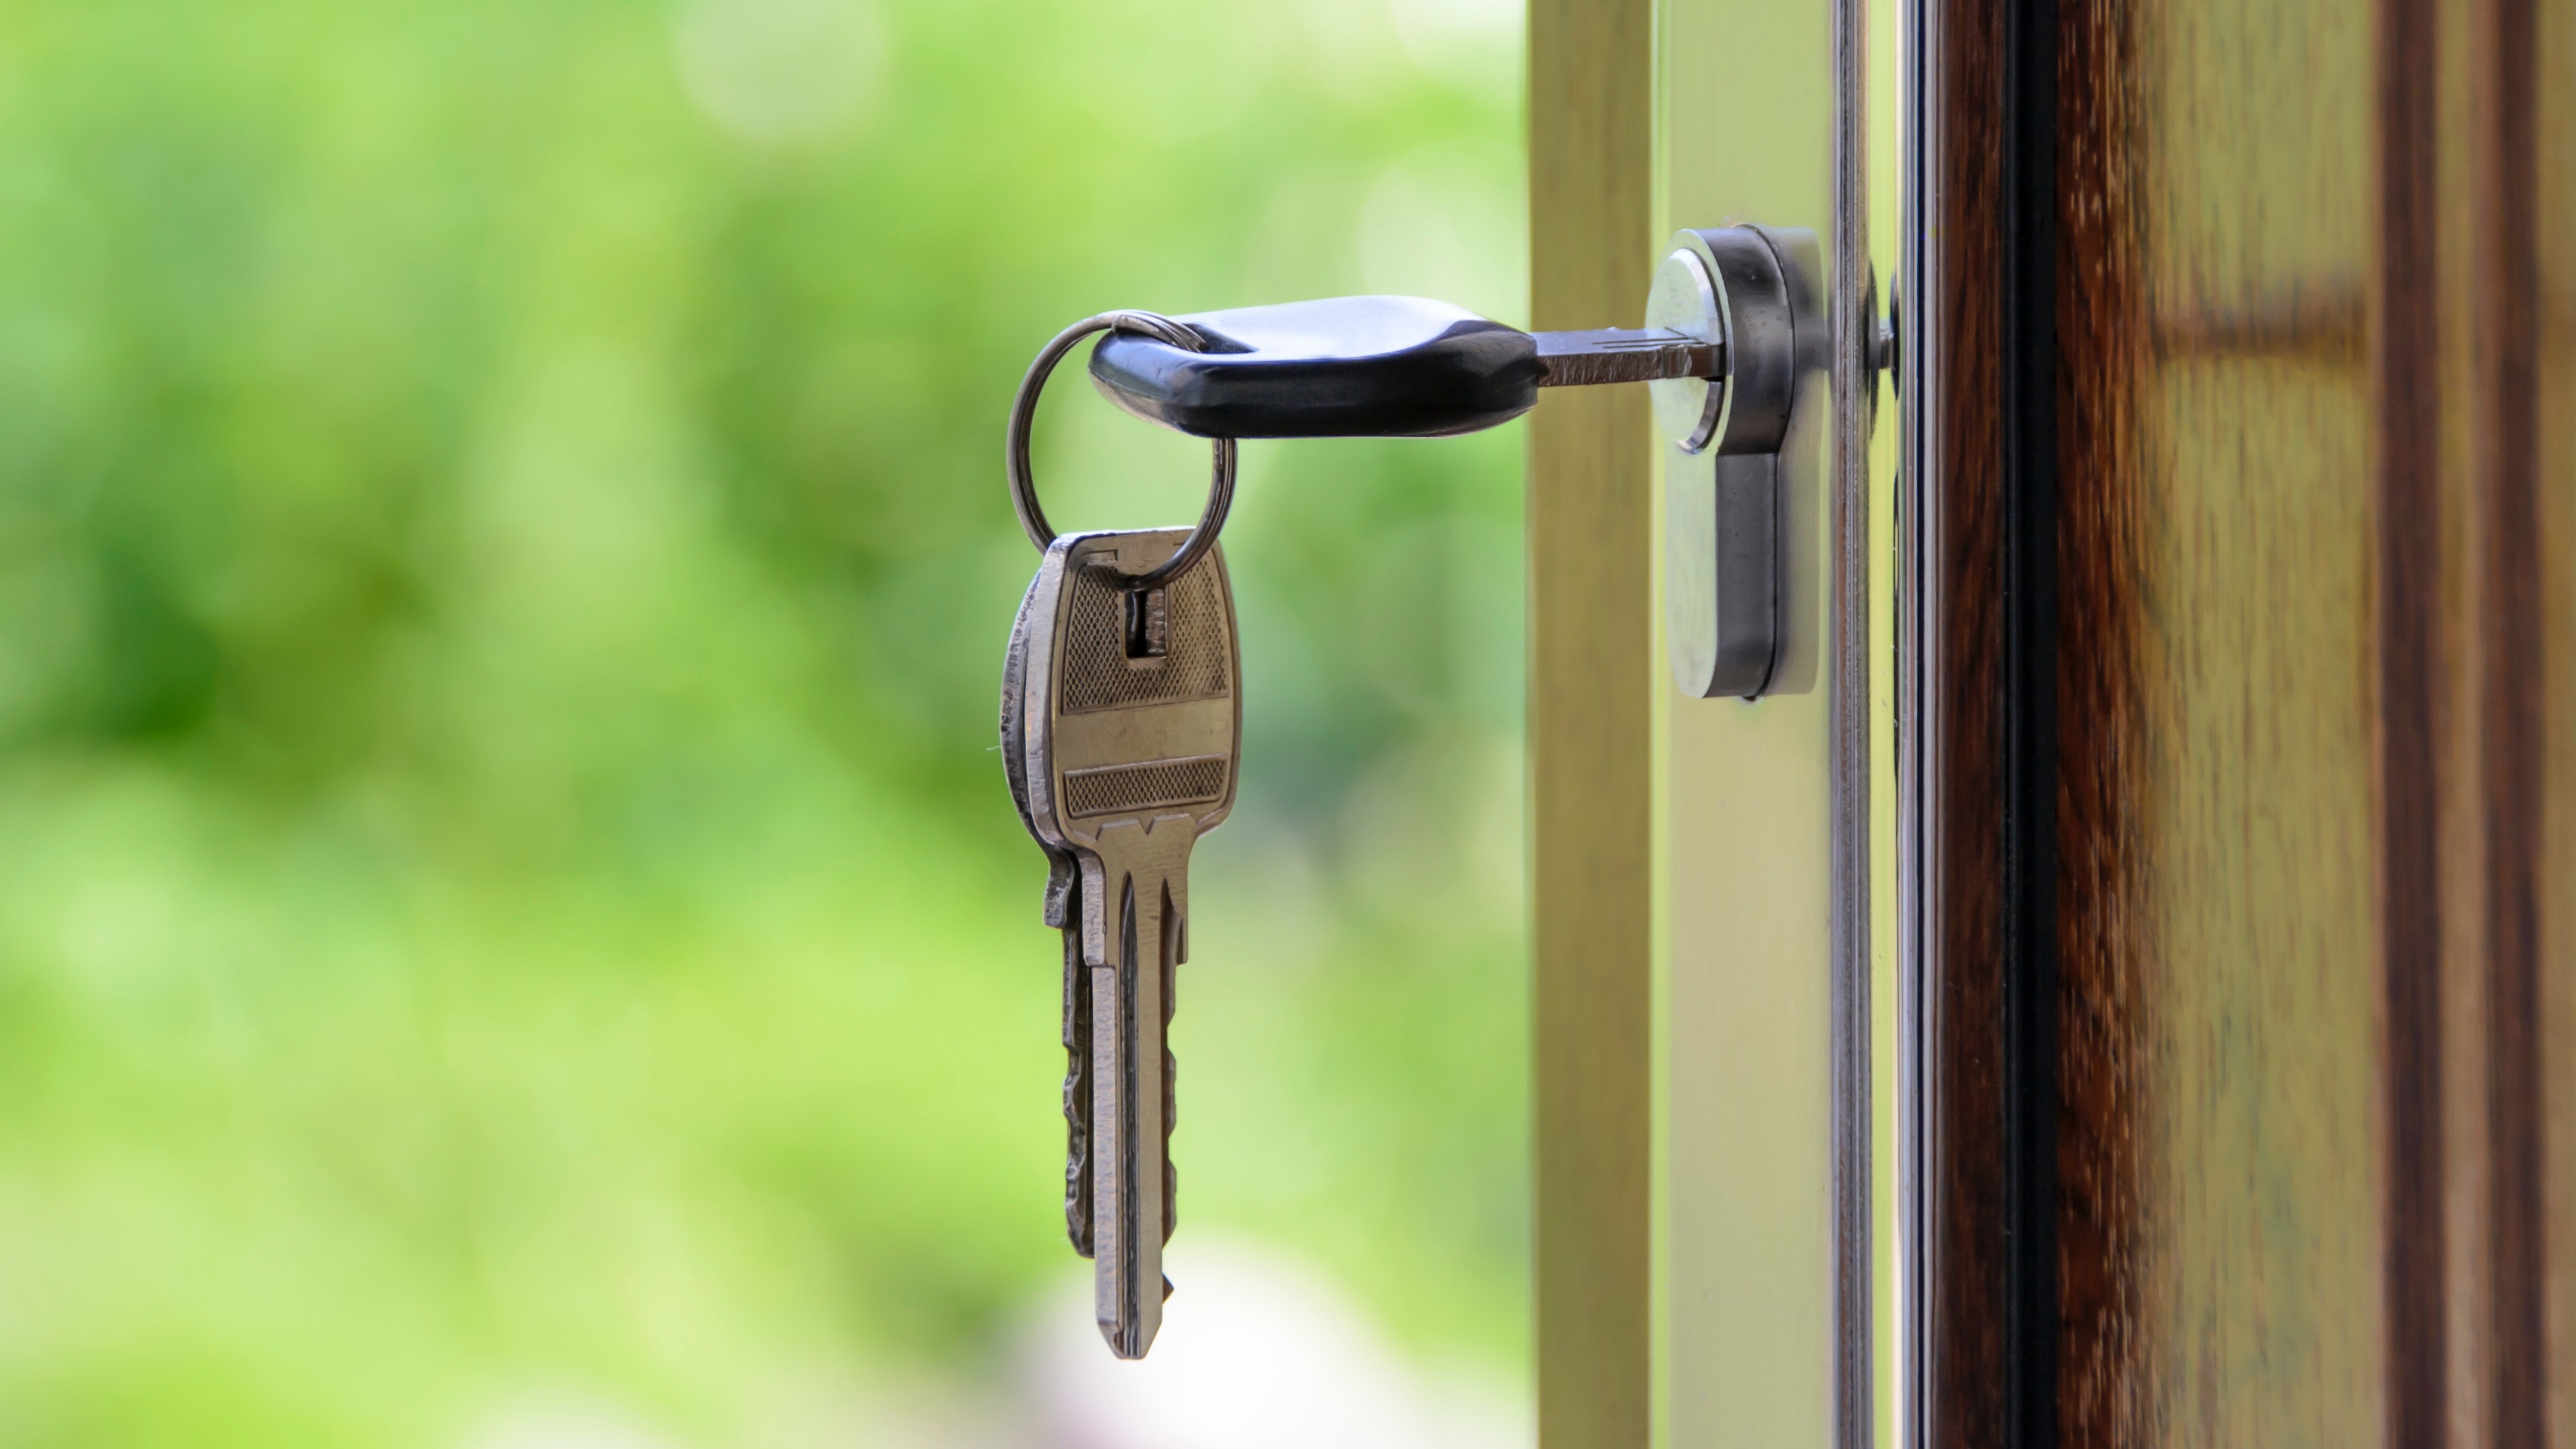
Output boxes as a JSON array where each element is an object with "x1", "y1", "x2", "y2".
[{"x1": 1012, "y1": 527, "x2": 1240, "y2": 1359}]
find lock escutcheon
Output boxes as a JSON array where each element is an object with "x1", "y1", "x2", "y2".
[{"x1": 1651, "y1": 225, "x2": 1827, "y2": 700}]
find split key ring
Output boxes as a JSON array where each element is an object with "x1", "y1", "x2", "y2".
[{"x1": 1006, "y1": 310, "x2": 1238, "y2": 591}]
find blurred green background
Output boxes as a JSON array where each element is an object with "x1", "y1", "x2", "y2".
[{"x1": 0, "y1": 0, "x2": 1529, "y2": 1442}]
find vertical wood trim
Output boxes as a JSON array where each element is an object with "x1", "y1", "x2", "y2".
[
  {"x1": 2050, "y1": 0, "x2": 2153, "y2": 1442},
  {"x1": 1923, "y1": 0, "x2": 2015, "y2": 1438},
  {"x1": 1916, "y1": 0, "x2": 2095, "y2": 1440},
  {"x1": 2377, "y1": 0, "x2": 2453, "y2": 1438},
  {"x1": 2534, "y1": 2, "x2": 2576, "y2": 1437},
  {"x1": 2477, "y1": 0, "x2": 2548, "y2": 1439},
  {"x1": 1527, "y1": 5, "x2": 1655, "y2": 1447}
]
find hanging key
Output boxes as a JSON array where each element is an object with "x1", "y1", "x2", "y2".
[
  {"x1": 1014, "y1": 527, "x2": 1241, "y2": 1360},
  {"x1": 1002, "y1": 311, "x2": 1242, "y2": 1361}
]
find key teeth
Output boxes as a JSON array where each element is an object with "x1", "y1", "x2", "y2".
[
  {"x1": 1061, "y1": 877, "x2": 1093, "y2": 1257},
  {"x1": 1162, "y1": 943, "x2": 1179, "y2": 1244},
  {"x1": 1064, "y1": 1090, "x2": 1093, "y2": 1254}
]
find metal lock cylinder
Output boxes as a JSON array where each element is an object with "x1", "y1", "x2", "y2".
[{"x1": 1649, "y1": 225, "x2": 1825, "y2": 700}]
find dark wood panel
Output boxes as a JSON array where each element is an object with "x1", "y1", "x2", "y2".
[
  {"x1": 1919, "y1": 0, "x2": 2017, "y2": 1438},
  {"x1": 2475, "y1": 3, "x2": 2549, "y2": 1446},
  {"x1": 2050, "y1": 0, "x2": 2153, "y2": 1438},
  {"x1": 2379, "y1": 0, "x2": 2452, "y2": 1438}
]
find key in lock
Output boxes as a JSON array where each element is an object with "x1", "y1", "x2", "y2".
[{"x1": 1086, "y1": 225, "x2": 1869, "y2": 700}]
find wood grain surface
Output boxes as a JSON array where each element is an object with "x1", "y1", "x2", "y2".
[
  {"x1": 1915, "y1": 0, "x2": 2573, "y2": 1442},
  {"x1": 2382, "y1": 0, "x2": 2453, "y2": 1437},
  {"x1": 2539, "y1": 0, "x2": 2576, "y2": 1436},
  {"x1": 2473, "y1": 5, "x2": 2551, "y2": 1446},
  {"x1": 1528, "y1": 5, "x2": 1655, "y2": 1446}
]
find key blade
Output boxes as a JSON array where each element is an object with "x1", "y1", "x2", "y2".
[
  {"x1": 1533, "y1": 326, "x2": 1725, "y2": 386},
  {"x1": 1085, "y1": 823, "x2": 1197, "y2": 1358},
  {"x1": 1092, "y1": 872, "x2": 1164, "y2": 1357}
]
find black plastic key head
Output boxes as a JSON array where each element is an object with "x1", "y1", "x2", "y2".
[{"x1": 1088, "y1": 296, "x2": 1542, "y2": 440}]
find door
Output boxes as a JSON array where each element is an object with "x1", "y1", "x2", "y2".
[{"x1": 1530, "y1": 1, "x2": 2576, "y2": 1446}]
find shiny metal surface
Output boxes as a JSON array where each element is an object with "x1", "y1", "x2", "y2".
[
  {"x1": 1011, "y1": 527, "x2": 1242, "y2": 1359},
  {"x1": 1646, "y1": 246, "x2": 1728, "y2": 449},
  {"x1": 1825, "y1": 2, "x2": 1872, "y2": 1448},
  {"x1": 1895, "y1": 0, "x2": 1932, "y2": 1444},
  {"x1": 1702, "y1": 225, "x2": 1815, "y2": 459},
  {"x1": 1662, "y1": 225, "x2": 1821, "y2": 700},
  {"x1": 1650, "y1": 225, "x2": 1821, "y2": 460},
  {"x1": 1007, "y1": 313, "x2": 1236, "y2": 592},
  {"x1": 1666, "y1": 449, "x2": 1780, "y2": 699},
  {"x1": 1535, "y1": 325, "x2": 1725, "y2": 388}
]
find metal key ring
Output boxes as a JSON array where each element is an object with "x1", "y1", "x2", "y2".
[{"x1": 1007, "y1": 310, "x2": 1237, "y2": 590}]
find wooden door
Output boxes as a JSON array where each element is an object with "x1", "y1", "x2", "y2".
[{"x1": 1530, "y1": 0, "x2": 2576, "y2": 1445}]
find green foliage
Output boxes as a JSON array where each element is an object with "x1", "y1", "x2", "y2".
[{"x1": 0, "y1": 0, "x2": 1527, "y2": 1440}]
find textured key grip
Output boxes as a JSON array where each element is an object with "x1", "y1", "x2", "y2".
[
  {"x1": 1057, "y1": 560, "x2": 1233, "y2": 717},
  {"x1": 1089, "y1": 296, "x2": 1542, "y2": 439}
]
